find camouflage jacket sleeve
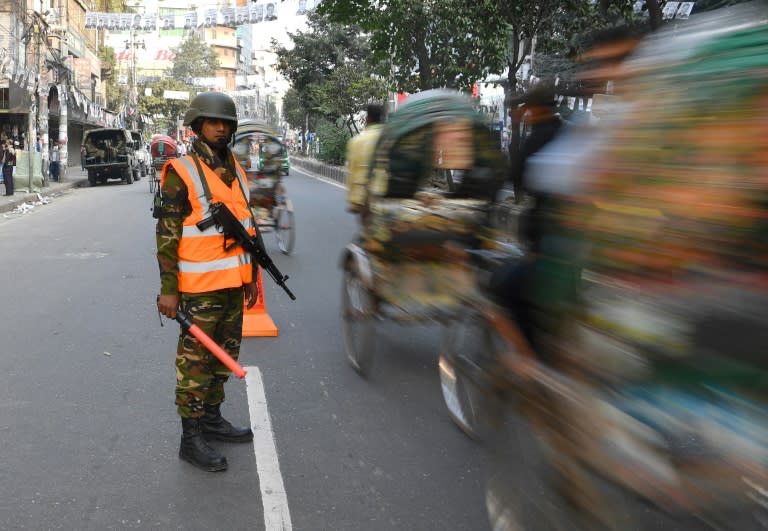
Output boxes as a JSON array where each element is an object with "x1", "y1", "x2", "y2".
[{"x1": 155, "y1": 166, "x2": 191, "y2": 295}]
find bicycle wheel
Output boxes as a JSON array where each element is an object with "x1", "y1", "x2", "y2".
[
  {"x1": 439, "y1": 311, "x2": 503, "y2": 440},
  {"x1": 341, "y1": 263, "x2": 376, "y2": 377},
  {"x1": 275, "y1": 207, "x2": 295, "y2": 255},
  {"x1": 148, "y1": 167, "x2": 157, "y2": 194}
]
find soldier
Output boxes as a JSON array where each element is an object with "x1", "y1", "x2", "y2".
[{"x1": 156, "y1": 92, "x2": 259, "y2": 472}]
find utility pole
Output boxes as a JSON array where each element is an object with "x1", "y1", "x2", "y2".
[
  {"x1": 57, "y1": 0, "x2": 68, "y2": 179},
  {"x1": 125, "y1": 27, "x2": 144, "y2": 131},
  {"x1": 20, "y1": 3, "x2": 49, "y2": 191},
  {"x1": 24, "y1": 10, "x2": 38, "y2": 185}
]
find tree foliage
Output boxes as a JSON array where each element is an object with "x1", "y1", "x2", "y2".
[
  {"x1": 312, "y1": 64, "x2": 387, "y2": 134},
  {"x1": 273, "y1": 11, "x2": 371, "y2": 104},
  {"x1": 137, "y1": 78, "x2": 191, "y2": 135},
  {"x1": 98, "y1": 45, "x2": 126, "y2": 112},
  {"x1": 318, "y1": 0, "x2": 507, "y2": 92},
  {"x1": 167, "y1": 33, "x2": 219, "y2": 81},
  {"x1": 273, "y1": 11, "x2": 384, "y2": 153},
  {"x1": 316, "y1": 118, "x2": 350, "y2": 165},
  {"x1": 281, "y1": 88, "x2": 309, "y2": 131}
]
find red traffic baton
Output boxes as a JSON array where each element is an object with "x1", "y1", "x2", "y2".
[{"x1": 175, "y1": 309, "x2": 247, "y2": 379}]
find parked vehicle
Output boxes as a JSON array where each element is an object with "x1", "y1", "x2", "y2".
[
  {"x1": 129, "y1": 131, "x2": 149, "y2": 178},
  {"x1": 82, "y1": 128, "x2": 139, "y2": 186}
]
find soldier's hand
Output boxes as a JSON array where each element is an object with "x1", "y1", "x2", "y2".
[
  {"x1": 244, "y1": 281, "x2": 259, "y2": 309},
  {"x1": 158, "y1": 294, "x2": 180, "y2": 319}
]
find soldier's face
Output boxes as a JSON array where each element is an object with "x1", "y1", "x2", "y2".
[{"x1": 200, "y1": 118, "x2": 234, "y2": 149}]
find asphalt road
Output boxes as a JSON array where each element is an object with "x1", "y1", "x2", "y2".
[{"x1": 0, "y1": 169, "x2": 490, "y2": 530}]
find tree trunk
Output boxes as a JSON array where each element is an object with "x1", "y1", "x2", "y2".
[
  {"x1": 346, "y1": 116, "x2": 357, "y2": 137},
  {"x1": 645, "y1": 0, "x2": 663, "y2": 30}
]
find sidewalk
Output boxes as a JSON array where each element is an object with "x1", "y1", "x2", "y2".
[{"x1": 0, "y1": 166, "x2": 89, "y2": 214}]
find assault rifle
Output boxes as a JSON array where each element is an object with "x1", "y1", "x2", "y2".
[{"x1": 197, "y1": 202, "x2": 296, "y2": 301}]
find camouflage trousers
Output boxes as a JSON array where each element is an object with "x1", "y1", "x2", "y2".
[{"x1": 176, "y1": 288, "x2": 244, "y2": 418}]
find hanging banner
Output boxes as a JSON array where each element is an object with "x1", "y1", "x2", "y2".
[{"x1": 82, "y1": 2, "x2": 287, "y2": 33}]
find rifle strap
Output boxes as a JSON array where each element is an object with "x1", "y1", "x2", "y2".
[
  {"x1": 191, "y1": 151, "x2": 265, "y2": 259},
  {"x1": 228, "y1": 152, "x2": 266, "y2": 250},
  {"x1": 191, "y1": 152, "x2": 250, "y2": 212},
  {"x1": 189, "y1": 153, "x2": 213, "y2": 202}
]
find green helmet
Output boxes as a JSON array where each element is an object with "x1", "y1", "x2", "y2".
[{"x1": 183, "y1": 92, "x2": 238, "y2": 127}]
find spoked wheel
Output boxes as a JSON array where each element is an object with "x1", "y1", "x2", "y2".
[
  {"x1": 148, "y1": 168, "x2": 158, "y2": 194},
  {"x1": 275, "y1": 206, "x2": 295, "y2": 255},
  {"x1": 341, "y1": 264, "x2": 376, "y2": 377},
  {"x1": 439, "y1": 311, "x2": 504, "y2": 440}
]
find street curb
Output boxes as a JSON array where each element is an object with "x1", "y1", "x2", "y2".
[{"x1": 0, "y1": 179, "x2": 87, "y2": 214}]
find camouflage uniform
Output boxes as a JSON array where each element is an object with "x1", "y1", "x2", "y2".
[{"x1": 156, "y1": 138, "x2": 256, "y2": 418}]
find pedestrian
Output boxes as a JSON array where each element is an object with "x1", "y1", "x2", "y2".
[
  {"x1": 80, "y1": 144, "x2": 86, "y2": 170},
  {"x1": 2, "y1": 141, "x2": 15, "y2": 195},
  {"x1": 50, "y1": 145, "x2": 60, "y2": 182},
  {"x1": 344, "y1": 103, "x2": 384, "y2": 223},
  {"x1": 156, "y1": 91, "x2": 259, "y2": 472}
]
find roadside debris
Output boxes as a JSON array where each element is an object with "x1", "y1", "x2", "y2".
[{"x1": 3, "y1": 193, "x2": 53, "y2": 217}]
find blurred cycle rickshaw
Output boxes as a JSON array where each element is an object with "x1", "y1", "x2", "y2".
[
  {"x1": 232, "y1": 119, "x2": 295, "y2": 255},
  {"x1": 340, "y1": 90, "x2": 507, "y2": 377},
  {"x1": 440, "y1": 10, "x2": 768, "y2": 529},
  {"x1": 148, "y1": 134, "x2": 178, "y2": 194}
]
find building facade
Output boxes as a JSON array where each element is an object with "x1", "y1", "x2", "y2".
[{"x1": 0, "y1": 0, "x2": 113, "y2": 178}]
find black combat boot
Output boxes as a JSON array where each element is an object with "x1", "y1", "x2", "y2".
[
  {"x1": 179, "y1": 417, "x2": 228, "y2": 472},
  {"x1": 200, "y1": 403, "x2": 254, "y2": 443}
]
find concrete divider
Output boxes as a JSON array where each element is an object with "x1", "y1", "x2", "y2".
[{"x1": 290, "y1": 155, "x2": 347, "y2": 187}]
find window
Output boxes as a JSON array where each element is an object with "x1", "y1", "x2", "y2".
[{"x1": 0, "y1": 88, "x2": 8, "y2": 110}]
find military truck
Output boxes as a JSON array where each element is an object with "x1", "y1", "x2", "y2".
[{"x1": 82, "y1": 128, "x2": 140, "y2": 185}]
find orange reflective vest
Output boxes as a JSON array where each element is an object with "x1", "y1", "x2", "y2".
[{"x1": 162, "y1": 154, "x2": 255, "y2": 294}]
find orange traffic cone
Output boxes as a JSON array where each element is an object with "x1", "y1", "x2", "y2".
[{"x1": 242, "y1": 267, "x2": 278, "y2": 337}]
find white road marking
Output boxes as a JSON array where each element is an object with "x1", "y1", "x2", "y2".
[{"x1": 245, "y1": 366, "x2": 293, "y2": 531}]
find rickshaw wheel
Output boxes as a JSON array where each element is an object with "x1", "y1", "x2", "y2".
[
  {"x1": 148, "y1": 167, "x2": 158, "y2": 194},
  {"x1": 439, "y1": 312, "x2": 503, "y2": 440},
  {"x1": 275, "y1": 207, "x2": 295, "y2": 255},
  {"x1": 341, "y1": 263, "x2": 376, "y2": 377}
]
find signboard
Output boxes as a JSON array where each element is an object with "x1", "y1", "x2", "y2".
[
  {"x1": 164, "y1": 90, "x2": 190, "y2": 100},
  {"x1": 67, "y1": 29, "x2": 85, "y2": 58}
]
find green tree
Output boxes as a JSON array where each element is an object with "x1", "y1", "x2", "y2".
[
  {"x1": 313, "y1": 64, "x2": 387, "y2": 135},
  {"x1": 281, "y1": 88, "x2": 307, "y2": 131},
  {"x1": 138, "y1": 78, "x2": 191, "y2": 135},
  {"x1": 318, "y1": 0, "x2": 507, "y2": 92},
  {"x1": 98, "y1": 44, "x2": 126, "y2": 112},
  {"x1": 168, "y1": 32, "x2": 219, "y2": 82},
  {"x1": 273, "y1": 11, "x2": 378, "y2": 154},
  {"x1": 316, "y1": 118, "x2": 350, "y2": 165}
]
